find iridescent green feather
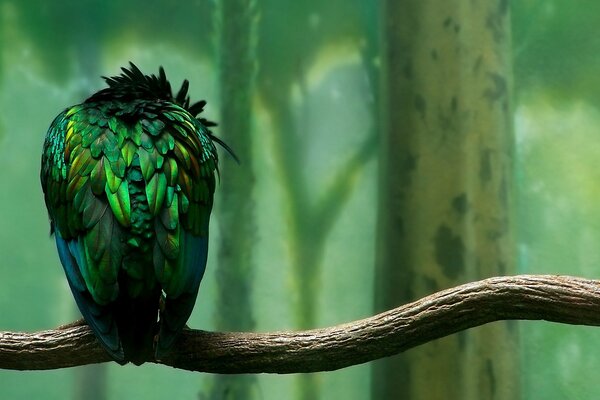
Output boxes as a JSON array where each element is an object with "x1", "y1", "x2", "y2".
[
  {"x1": 41, "y1": 104, "x2": 134, "y2": 303},
  {"x1": 41, "y1": 63, "x2": 225, "y2": 364}
]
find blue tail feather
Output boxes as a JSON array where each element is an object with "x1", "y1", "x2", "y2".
[{"x1": 55, "y1": 232, "x2": 125, "y2": 363}]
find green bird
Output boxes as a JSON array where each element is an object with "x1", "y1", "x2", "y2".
[{"x1": 41, "y1": 63, "x2": 232, "y2": 365}]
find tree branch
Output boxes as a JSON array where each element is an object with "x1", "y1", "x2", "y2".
[{"x1": 2, "y1": 275, "x2": 600, "y2": 373}]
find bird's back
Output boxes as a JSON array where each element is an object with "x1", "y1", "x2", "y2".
[{"x1": 41, "y1": 65, "x2": 220, "y2": 364}]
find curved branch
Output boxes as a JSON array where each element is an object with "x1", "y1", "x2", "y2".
[{"x1": 2, "y1": 275, "x2": 600, "y2": 373}]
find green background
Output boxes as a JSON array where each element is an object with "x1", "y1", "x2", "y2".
[{"x1": 0, "y1": 0, "x2": 599, "y2": 399}]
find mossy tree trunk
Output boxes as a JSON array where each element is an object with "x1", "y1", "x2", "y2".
[
  {"x1": 209, "y1": 0, "x2": 258, "y2": 399},
  {"x1": 373, "y1": 1, "x2": 518, "y2": 399}
]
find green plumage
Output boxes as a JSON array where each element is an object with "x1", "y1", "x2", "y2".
[{"x1": 40, "y1": 63, "x2": 228, "y2": 364}]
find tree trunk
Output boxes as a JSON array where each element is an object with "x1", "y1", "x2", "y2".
[
  {"x1": 209, "y1": 0, "x2": 258, "y2": 398},
  {"x1": 373, "y1": 1, "x2": 517, "y2": 399}
]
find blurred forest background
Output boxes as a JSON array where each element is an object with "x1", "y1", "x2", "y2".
[{"x1": 0, "y1": 0, "x2": 599, "y2": 399}]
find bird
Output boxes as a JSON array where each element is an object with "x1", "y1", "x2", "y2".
[{"x1": 40, "y1": 63, "x2": 233, "y2": 365}]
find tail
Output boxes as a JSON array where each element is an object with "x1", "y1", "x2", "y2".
[{"x1": 113, "y1": 286, "x2": 161, "y2": 365}]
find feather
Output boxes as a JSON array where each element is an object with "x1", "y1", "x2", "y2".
[
  {"x1": 187, "y1": 100, "x2": 206, "y2": 117},
  {"x1": 82, "y1": 194, "x2": 108, "y2": 229},
  {"x1": 120, "y1": 140, "x2": 137, "y2": 167},
  {"x1": 104, "y1": 156, "x2": 123, "y2": 193},
  {"x1": 68, "y1": 147, "x2": 94, "y2": 181},
  {"x1": 66, "y1": 174, "x2": 88, "y2": 201},
  {"x1": 146, "y1": 172, "x2": 167, "y2": 216},
  {"x1": 138, "y1": 147, "x2": 155, "y2": 182},
  {"x1": 105, "y1": 180, "x2": 131, "y2": 227},
  {"x1": 161, "y1": 192, "x2": 179, "y2": 230},
  {"x1": 163, "y1": 157, "x2": 178, "y2": 186},
  {"x1": 90, "y1": 157, "x2": 107, "y2": 195}
]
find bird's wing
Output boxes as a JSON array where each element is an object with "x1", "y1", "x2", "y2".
[
  {"x1": 150, "y1": 104, "x2": 218, "y2": 356},
  {"x1": 41, "y1": 105, "x2": 128, "y2": 362}
]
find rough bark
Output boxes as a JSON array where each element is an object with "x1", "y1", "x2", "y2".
[
  {"x1": 1, "y1": 275, "x2": 599, "y2": 374},
  {"x1": 374, "y1": 1, "x2": 515, "y2": 399}
]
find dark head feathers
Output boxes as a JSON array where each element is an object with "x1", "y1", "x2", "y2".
[
  {"x1": 88, "y1": 62, "x2": 201, "y2": 114},
  {"x1": 87, "y1": 62, "x2": 238, "y2": 163}
]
